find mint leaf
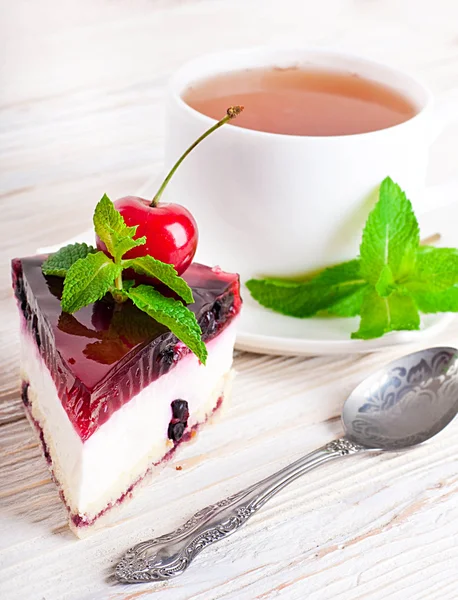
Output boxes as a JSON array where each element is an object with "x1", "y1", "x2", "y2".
[
  {"x1": 127, "y1": 285, "x2": 207, "y2": 364},
  {"x1": 246, "y1": 278, "x2": 315, "y2": 317},
  {"x1": 412, "y1": 286, "x2": 458, "y2": 313},
  {"x1": 375, "y1": 264, "x2": 396, "y2": 297},
  {"x1": 351, "y1": 288, "x2": 420, "y2": 339},
  {"x1": 404, "y1": 247, "x2": 458, "y2": 293},
  {"x1": 326, "y1": 285, "x2": 369, "y2": 317},
  {"x1": 93, "y1": 194, "x2": 136, "y2": 256},
  {"x1": 312, "y1": 259, "x2": 361, "y2": 286},
  {"x1": 246, "y1": 260, "x2": 366, "y2": 318},
  {"x1": 111, "y1": 234, "x2": 146, "y2": 263},
  {"x1": 360, "y1": 177, "x2": 419, "y2": 285},
  {"x1": 42, "y1": 243, "x2": 96, "y2": 277},
  {"x1": 122, "y1": 280, "x2": 135, "y2": 292},
  {"x1": 61, "y1": 252, "x2": 121, "y2": 314},
  {"x1": 123, "y1": 256, "x2": 194, "y2": 304}
]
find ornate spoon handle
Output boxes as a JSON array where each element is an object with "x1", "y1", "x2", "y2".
[{"x1": 116, "y1": 437, "x2": 363, "y2": 583}]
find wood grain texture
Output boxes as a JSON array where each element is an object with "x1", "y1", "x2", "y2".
[{"x1": 1, "y1": 1, "x2": 458, "y2": 599}]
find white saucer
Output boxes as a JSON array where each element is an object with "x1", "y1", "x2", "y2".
[
  {"x1": 235, "y1": 290, "x2": 456, "y2": 356},
  {"x1": 39, "y1": 180, "x2": 458, "y2": 357},
  {"x1": 236, "y1": 194, "x2": 458, "y2": 355}
]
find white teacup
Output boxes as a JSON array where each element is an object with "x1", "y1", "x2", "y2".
[{"x1": 163, "y1": 47, "x2": 445, "y2": 282}]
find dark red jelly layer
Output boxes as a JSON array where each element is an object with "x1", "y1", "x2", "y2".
[{"x1": 12, "y1": 256, "x2": 241, "y2": 441}]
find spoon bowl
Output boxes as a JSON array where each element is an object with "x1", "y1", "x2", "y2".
[{"x1": 342, "y1": 347, "x2": 458, "y2": 450}]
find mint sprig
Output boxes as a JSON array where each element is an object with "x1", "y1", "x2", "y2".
[
  {"x1": 247, "y1": 177, "x2": 458, "y2": 340},
  {"x1": 413, "y1": 286, "x2": 458, "y2": 313},
  {"x1": 405, "y1": 247, "x2": 458, "y2": 292},
  {"x1": 360, "y1": 177, "x2": 419, "y2": 284},
  {"x1": 123, "y1": 256, "x2": 194, "y2": 304},
  {"x1": 128, "y1": 285, "x2": 207, "y2": 364},
  {"x1": 42, "y1": 243, "x2": 96, "y2": 277},
  {"x1": 61, "y1": 252, "x2": 122, "y2": 314},
  {"x1": 246, "y1": 260, "x2": 366, "y2": 318},
  {"x1": 93, "y1": 194, "x2": 137, "y2": 254},
  {"x1": 42, "y1": 194, "x2": 206, "y2": 364},
  {"x1": 351, "y1": 289, "x2": 420, "y2": 340}
]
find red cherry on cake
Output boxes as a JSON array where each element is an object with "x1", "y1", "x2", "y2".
[
  {"x1": 96, "y1": 106, "x2": 244, "y2": 275},
  {"x1": 97, "y1": 197, "x2": 198, "y2": 275}
]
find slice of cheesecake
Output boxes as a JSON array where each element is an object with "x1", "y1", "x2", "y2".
[{"x1": 12, "y1": 256, "x2": 241, "y2": 537}]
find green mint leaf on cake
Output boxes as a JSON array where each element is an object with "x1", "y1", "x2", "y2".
[
  {"x1": 351, "y1": 289, "x2": 420, "y2": 340},
  {"x1": 108, "y1": 279, "x2": 136, "y2": 303},
  {"x1": 110, "y1": 233, "x2": 147, "y2": 264},
  {"x1": 127, "y1": 285, "x2": 207, "y2": 364},
  {"x1": 43, "y1": 195, "x2": 206, "y2": 361},
  {"x1": 246, "y1": 260, "x2": 366, "y2": 318},
  {"x1": 93, "y1": 194, "x2": 148, "y2": 263},
  {"x1": 359, "y1": 177, "x2": 419, "y2": 285},
  {"x1": 123, "y1": 256, "x2": 194, "y2": 304},
  {"x1": 93, "y1": 194, "x2": 138, "y2": 257},
  {"x1": 42, "y1": 243, "x2": 96, "y2": 277},
  {"x1": 61, "y1": 252, "x2": 122, "y2": 313}
]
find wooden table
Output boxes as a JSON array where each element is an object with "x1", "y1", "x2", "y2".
[{"x1": 1, "y1": 1, "x2": 458, "y2": 598}]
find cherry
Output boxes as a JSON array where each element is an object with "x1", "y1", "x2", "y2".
[
  {"x1": 100, "y1": 197, "x2": 198, "y2": 274},
  {"x1": 96, "y1": 106, "x2": 244, "y2": 275}
]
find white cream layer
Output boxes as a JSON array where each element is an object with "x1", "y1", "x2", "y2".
[{"x1": 20, "y1": 321, "x2": 236, "y2": 521}]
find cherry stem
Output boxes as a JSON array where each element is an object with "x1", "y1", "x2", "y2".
[{"x1": 150, "y1": 105, "x2": 244, "y2": 207}]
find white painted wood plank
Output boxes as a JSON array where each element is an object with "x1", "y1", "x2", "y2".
[{"x1": 1, "y1": 1, "x2": 458, "y2": 599}]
